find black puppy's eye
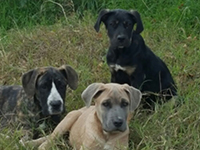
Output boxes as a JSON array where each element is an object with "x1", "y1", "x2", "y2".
[
  {"x1": 110, "y1": 20, "x2": 118, "y2": 27},
  {"x1": 102, "y1": 101, "x2": 111, "y2": 108},
  {"x1": 123, "y1": 22, "x2": 131, "y2": 28},
  {"x1": 121, "y1": 101, "x2": 129, "y2": 107}
]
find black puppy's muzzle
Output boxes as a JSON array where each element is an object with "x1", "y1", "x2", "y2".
[
  {"x1": 117, "y1": 35, "x2": 126, "y2": 42},
  {"x1": 113, "y1": 34, "x2": 131, "y2": 48}
]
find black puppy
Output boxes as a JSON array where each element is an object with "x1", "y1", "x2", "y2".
[{"x1": 94, "y1": 9, "x2": 177, "y2": 108}]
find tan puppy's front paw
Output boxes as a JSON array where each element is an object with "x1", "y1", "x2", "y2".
[
  {"x1": 38, "y1": 141, "x2": 52, "y2": 150},
  {"x1": 20, "y1": 136, "x2": 48, "y2": 148}
]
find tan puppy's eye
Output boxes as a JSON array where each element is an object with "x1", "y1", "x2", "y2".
[
  {"x1": 102, "y1": 100, "x2": 111, "y2": 108},
  {"x1": 121, "y1": 100, "x2": 129, "y2": 107}
]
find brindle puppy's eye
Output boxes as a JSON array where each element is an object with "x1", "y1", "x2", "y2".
[
  {"x1": 57, "y1": 80, "x2": 63, "y2": 86},
  {"x1": 56, "y1": 80, "x2": 66, "y2": 89},
  {"x1": 102, "y1": 100, "x2": 111, "y2": 108},
  {"x1": 60, "y1": 83, "x2": 66, "y2": 89},
  {"x1": 121, "y1": 101, "x2": 129, "y2": 107},
  {"x1": 41, "y1": 84, "x2": 48, "y2": 90}
]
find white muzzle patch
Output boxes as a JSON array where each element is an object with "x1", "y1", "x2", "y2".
[{"x1": 47, "y1": 81, "x2": 63, "y2": 114}]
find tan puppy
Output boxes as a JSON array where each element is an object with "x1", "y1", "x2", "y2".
[{"x1": 26, "y1": 83, "x2": 142, "y2": 150}]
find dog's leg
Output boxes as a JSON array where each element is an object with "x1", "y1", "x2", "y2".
[
  {"x1": 38, "y1": 110, "x2": 82, "y2": 150},
  {"x1": 20, "y1": 136, "x2": 49, "y2": 148}
]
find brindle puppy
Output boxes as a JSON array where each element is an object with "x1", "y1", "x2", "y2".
[{"x1": 0, "y1": 65, "x2": 78, "y2": 139}]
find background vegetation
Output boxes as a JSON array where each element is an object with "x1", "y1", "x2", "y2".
[{"x1": 0, "y1": 0, "x2": 199, "y2": 149}]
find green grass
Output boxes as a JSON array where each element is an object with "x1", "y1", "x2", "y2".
[
  {"x1": 0, "y1": 0, "x2": 74, "y2": 35},
  {"x1": 0, "y1": 0, "x2": 200, "y2": 149}
]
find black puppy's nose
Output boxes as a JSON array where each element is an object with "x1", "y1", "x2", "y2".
[
  {"x1": 113, "y1": 119, "x2": 123, "y2": 128},
  {"x1": 50, "y1": 100, "x2": 61, "y2": 108},
  {"x1": 117, "y1": 35, "x2": 125, "y2": 42}
]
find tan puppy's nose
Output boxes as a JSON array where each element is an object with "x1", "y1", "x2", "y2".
[{"x1": 113, "y1": 118, "x2": 123, "y2": 128}]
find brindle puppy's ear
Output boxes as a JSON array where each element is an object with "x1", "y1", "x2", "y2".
[
  {"x1": 94, "y1": 9, "x2": 111, "y2": 32},
  {"x1": 58, "y1": 65, "x2": 78, "y2": 90},
  {"x1": 22, "y1": 68, "x2": 42, "y2": 97},
  {"x1": 129, "y1": 10, "x2": 144, "y2": 34},
  {"x1": 81, "y1": 83, "x2": 105, "y2": 107},
  {"x1": 123, "y1": 84, "x2": 142, "y2": 112}
]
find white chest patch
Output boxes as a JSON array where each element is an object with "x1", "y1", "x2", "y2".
[
  {"x1": 110, "y1": 64, "x2": 126, "y2": 72},
  {"x1": 109, "y1": 64, "x2": 136, "y2": 75}
]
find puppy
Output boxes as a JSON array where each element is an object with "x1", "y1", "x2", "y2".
[
  {"x1": 25, "y1": 83, "x2": 142, "y2": 150},
  {"x1": 0, "y1": 65, "x2": 78, "y2": 139},
  {"x1": 94, "y1": 9, "x2": 177, "y2": 108}
]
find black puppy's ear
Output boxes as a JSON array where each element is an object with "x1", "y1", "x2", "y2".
[
  {"x1": 59, "y1": 65, "x2": 78, "y2": 90},
  {"x1": 22, "y1": 68, "x2": 42, "y2": 97},
  {"x1": 94, "y1": 9, "x2": 110, "y2": 32},
  {"x1": 129, "y1": 10, "x2": 144, "y2": 34}
]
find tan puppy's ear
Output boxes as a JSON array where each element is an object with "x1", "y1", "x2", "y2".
[
  {"x1": 81, "y1": 83, "x2": 105, "y2": 107},
  {"x1": 22, "y1": 68, "x2": 42, "y2": 97},
  {"x1": 123, "y1": 84, "x2": 142, "y2": 112},
  {"x1": 59, "y1": 65, "x2": 78, "y2": 90}
]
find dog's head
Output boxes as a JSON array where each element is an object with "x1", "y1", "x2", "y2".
[
  {"x1": 82, "y1": 83, "x2": 141, "y2": 133},
  {"x1": 94, "y1": 9, "x2": 143, "y2": 48},
  {"x1": 22, "y1": 65, "x2": 78, "y2": 117}
]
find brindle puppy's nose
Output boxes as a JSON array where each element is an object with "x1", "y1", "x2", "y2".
[
  {"x1": 50, "y1": 100, "x2": 61, "y2": 109},
  {"x1": 113, "y1": 118, "x2": 123, "y2": 128},
  {"x1": 117, "y1": 35, "x2": 126, "y2": 42}
]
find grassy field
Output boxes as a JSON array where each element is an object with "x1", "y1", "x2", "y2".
[{"x1": 0, "y1": 0, "x2": 200, "y2": 149}]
